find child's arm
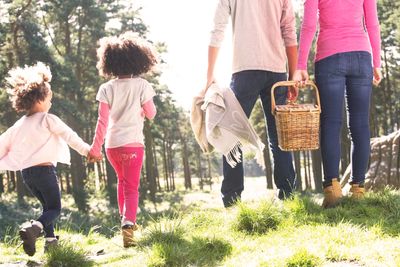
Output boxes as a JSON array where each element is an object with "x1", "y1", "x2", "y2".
[
  {"x1": 46, "y1": 114, "x2": 90, "y2": 156},
  {"x1": 90, "y1": 102, "x2": 109, "y2": 157},
  {"x1": 0, "y1": 129, "x2": 11, "y2": 159},
  {"x1": 142, "y1": 99, "x2": 156, "y2": 120}
]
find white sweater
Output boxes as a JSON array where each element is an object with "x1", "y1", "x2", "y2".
[
  {"x1": 0, "y1": 112, "x2": 90, "y2": 171},
  {"x1": 210, "y1": 0, "x2": 297, "y2": 74}
]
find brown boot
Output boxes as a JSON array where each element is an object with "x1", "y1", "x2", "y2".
[
  {"x1": 322, "y1": 178, "x2": 343, "y2": 208},
  {"x1": 19, "y1": 221, "x2": 43, "y2": 256},
  {"x1": 122, "y1": 224, "x2": 139, "y2": 248},
  {"x1": 350, "y1": 184, "x2": 365, "y2": 199}
]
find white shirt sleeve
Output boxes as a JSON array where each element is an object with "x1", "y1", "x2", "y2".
[
  {"x1": 45, "y1": 114, "x2": 90, "y2": 156},
  {"x1": 210, "y1": 0, "x2": 231, "y2": 47},
  {"x1": 141, "y1": 81, "x2": 156, "y2": 105},
  {"x1": 96, "y1": 84, "x2": 110, "y2": 104}
]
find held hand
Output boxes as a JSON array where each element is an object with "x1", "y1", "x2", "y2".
[
  {"x1": 87, "y1": 151, "x2": 102, "y2": 163},
  {"x1": 373, "y1": 68, "x2": 382, "y2": 86},
  {"x1": 290, "y1": 70, "x2": 309, "y2": 101}
]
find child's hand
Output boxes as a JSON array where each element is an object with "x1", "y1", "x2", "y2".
[{"x1": 87, "y1": 151, "x2": 102, "y2": 163}]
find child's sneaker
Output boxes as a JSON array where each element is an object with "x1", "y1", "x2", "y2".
[
  {"x1": 122, "y1": 224, "x2": 139, "y2": 248},
  {"x1": 44, "y1": 236, "x2": 59, "y2": 252},
  {"x1": 19, "y1": 221, "x2": 43, "y2": 256}
]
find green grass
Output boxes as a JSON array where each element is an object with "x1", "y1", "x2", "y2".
[{"x1": 2, "y1": 188, "x2": 400, "y2": 266}]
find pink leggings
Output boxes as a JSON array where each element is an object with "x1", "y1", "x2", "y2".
[{"x1": 106, "y1": 147, "x2": 144, "y2": 223}]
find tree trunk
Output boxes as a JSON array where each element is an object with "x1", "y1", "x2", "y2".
[
  {"x1": 294, "y1": 152, "x2": 302, "y2": 191},
  {"x1": 70, "y1": 150, "x2": 88, "y2": 211},
  {"x1": 16, "y1": 171, "x2": 25, "y2": 204},
  {"x1": 311, "y1": 149, "x2": 323, "y2": 192},
  {"x1": 182, "y1": 137, "x2": 192, "y2": 189},
  {"x1": 303, "y1": 151, "x2": 309, "y2": 190},
  {"x1": 262, "y1": 132, "x2": 273, "y2": 189},
  {"x1": 162, "y1": 140, "x2": 170, "y2": 191},
  {"x1": 0, "y1": 173, "x2": 4, "y2": 196},
  {"x1": 144, "y1": 121, "x2": 157, "y2": 202}
]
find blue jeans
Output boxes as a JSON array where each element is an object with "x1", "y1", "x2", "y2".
[
  {"x1": 22, "y1": 166, "x2": 61, "y2": 237},
  {"x1": 315, "y1": 51, "x2": 373, "y2": 187},
  {"x1": 221, "y1": 70, "x2": 296, "y2": 206}
]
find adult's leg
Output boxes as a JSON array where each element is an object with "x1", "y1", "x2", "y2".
[
  {"x1": 221, "y1": 70, "x2": 265, "y2": 207},
  {"x1": 259, "y1": 72, "x2": 296, "y2": 199},
  {"x1": 345, "y1": 52, "x2": 373, "y2": 185},
  {"x1": 315, "y1": 55, "x2": 347, "y2": 187}
]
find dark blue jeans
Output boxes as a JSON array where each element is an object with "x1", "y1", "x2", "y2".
[
  {"x1": 22, "y1": 165, "x2": 61, "y2": 237},
  {"x1": 315, "y1": 51, "x2": 373, "y2": 187},
  {"x1": 221, "y1": 70, "x2": 296, "y2": 206}
]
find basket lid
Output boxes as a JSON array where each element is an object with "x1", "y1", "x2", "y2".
[{"x1": 275, "y1": 104, "x2": 320, "y2": 112}]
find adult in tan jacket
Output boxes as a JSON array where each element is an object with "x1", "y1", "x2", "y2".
[{"x1": 205, "y1": 0, "x2": 298, "y2": 207}]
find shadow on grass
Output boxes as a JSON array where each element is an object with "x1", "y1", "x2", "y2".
[{"x1": 288, "y1": 189, "x2": 400, "y2": 236}]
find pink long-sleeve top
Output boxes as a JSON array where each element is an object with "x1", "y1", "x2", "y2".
[
  {"x1": 297, "y1": 0, "x2": 381, "y2": 70},
  {"x1": 90, "y1": 99, "x2": 156, "y2": 157}
]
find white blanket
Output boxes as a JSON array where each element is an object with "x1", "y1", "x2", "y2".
[{"x1": 190, "y1": 83, "x2": 265, "y2": 168}]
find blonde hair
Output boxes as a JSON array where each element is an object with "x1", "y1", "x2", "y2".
[{"x1": 6, "y1": 62, "x2": 52, "y2": 113}]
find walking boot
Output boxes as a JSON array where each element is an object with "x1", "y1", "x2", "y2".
[
  {"x1": 44, "y1": 236, "x2": 59, "y2": 252},
  {"x1": 122, "y1": 224, "x2": 139, "y2": 248},
  {"x1": 322, "y1": 178, "x2": 343, "y2": 208},
  {"x1": 19, "y1": 221, "x2": 43, "y2": 256},
  {"x1": 350, "y1": 184, "x2": 365, "y2": 199}
]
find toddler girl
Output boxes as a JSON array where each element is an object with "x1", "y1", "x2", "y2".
[{"x1": 0, "y1": 62, "x2": 93, "y2": 255}]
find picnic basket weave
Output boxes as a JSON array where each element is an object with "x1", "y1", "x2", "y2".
[{"x1": 271, "y1": 81, "x2": 321, "y2": 151}]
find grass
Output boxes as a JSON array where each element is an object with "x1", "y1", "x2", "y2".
[{"x1": 2, "y1": 185, "x2": 400, "y2": 266}]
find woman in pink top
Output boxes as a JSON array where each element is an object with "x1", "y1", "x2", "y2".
[
  {"x1": 293, "y1": 0, "x2": 383, "y2": 208},
  {"x1": 89, "y1": 32, "x2": 157, "y2": 247},
  {"x1": 0, "y1": 63, "x2": 93, "y2": 256}
]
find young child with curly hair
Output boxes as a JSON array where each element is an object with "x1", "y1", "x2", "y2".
[
  {"x1": 89, "y1": 31, "x2": 157, "y2": 247},
  {"x1": 0, "y1": 62, "x2": 93, "y2": 256}
]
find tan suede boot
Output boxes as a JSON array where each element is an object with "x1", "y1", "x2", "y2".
[
  {"x1": 322, "y1": 178, "x2": 343, "y2": 208},
  {"x1": 350, "y1": 184, "x2": 365, "y2": 199},
  {"x1": 122, "y1": 224, "x2": 139, "y2": 248}
]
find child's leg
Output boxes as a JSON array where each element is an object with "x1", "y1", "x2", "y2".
[
  {"x1": 120, "y1": 147, "x2": 144, "y2": 224},
  {"x1": 22, "y1": 166, "x2": 61, "y2": 238},
  {"x1": 106, "y1": 149, "x2": 125, "y2": 216}
]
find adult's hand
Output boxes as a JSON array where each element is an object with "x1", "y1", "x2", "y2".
[
  {"x1": 290, "y1": 70, "x2": 310, "y2": 101},
  {"x1": 373, "y1": 68, "x2": 382, "y2": 86}
]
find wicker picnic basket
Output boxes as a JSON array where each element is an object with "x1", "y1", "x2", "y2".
[{"x1": 271, "y1": 81, "x2": 321, "y2": 151}]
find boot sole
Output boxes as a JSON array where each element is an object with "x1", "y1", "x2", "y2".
[{"x1": 19, "y1": 229, "x2": 36, "y2": 256}]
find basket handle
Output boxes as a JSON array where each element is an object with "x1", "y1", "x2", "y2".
[{"x1": 271, "y1": 80, "x2": 321, "y2": 115}]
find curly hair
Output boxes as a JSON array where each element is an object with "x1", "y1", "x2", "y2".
[
  {"x1": 96, "y1": 31, "x2": 158, "y2": 78},
  {"x1": 6, "y1": 62, "x2": 52, "y2": 113}
]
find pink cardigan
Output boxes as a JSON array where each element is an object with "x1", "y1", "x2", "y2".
[{"x1": 297, "y1": 0, "x2": 381, "y2": 70}]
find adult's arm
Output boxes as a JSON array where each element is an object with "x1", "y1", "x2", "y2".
[{"x1": 297, "y1": 0, "x2": 319, "y2": 70}]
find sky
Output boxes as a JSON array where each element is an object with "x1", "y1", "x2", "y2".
[{"x1": 133, "y1": 0, "x2": 302, "y2": 111}]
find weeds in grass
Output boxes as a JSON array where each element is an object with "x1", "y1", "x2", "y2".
[
  {"x1": 233, "y1": 201, "x2": 283, "y2": 234},
  {"x1": 44, "y1": 241, "x2": 94, "y2": 267},
  {"x1": 285, "y1": 249, "x2": 322, "y2": 267}
]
